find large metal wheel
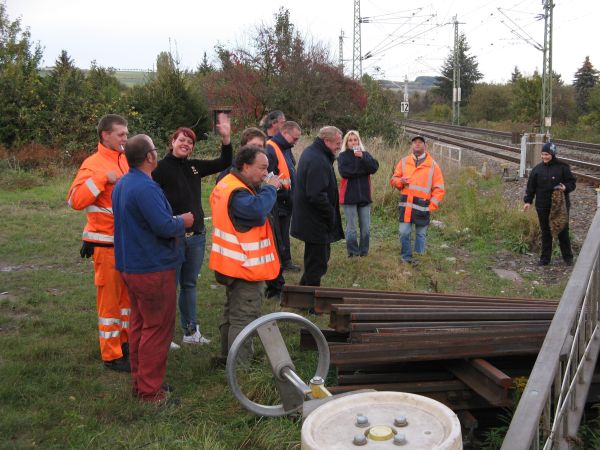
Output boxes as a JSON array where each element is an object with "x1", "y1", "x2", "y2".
[{"x1": 226, "y1": 312, "x2": 330, "y2": 417}]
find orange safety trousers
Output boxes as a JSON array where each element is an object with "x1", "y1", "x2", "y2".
[{"x1": 93, "y1": 246, "x2": 129, "y2": 361}]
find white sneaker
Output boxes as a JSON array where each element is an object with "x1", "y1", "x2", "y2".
[
  {"x1": 169, "y1": 341, "x2": 181, "y2": 350},
  {"x1": 182, "y1": 326, "x2": 211, "y2": 345}
]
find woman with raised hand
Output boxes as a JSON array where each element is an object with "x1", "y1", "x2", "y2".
[
  {"x1": 152, "y1": 113, "x2": 233, "y2": 346},
  {"x1": 337, "y1": 130, "x2": 379, "y2": 257}
]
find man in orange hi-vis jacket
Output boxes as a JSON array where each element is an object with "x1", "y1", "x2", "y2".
[
  {"x1": 209, "y1": 145, "x2": 282, "y2": 365},
  {"x1": 390, "y1": 135, "x2": 445, "y2": 264},
  {"x1": 67, "y1": 114, "x2": 131, "y2": 372}
]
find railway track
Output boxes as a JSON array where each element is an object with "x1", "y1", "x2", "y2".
[
  {"x1": 403, "y1": 123, "x2": 600, "y2": 184},
  {"x1": 405, "y1": 119, "x2": 600, "y2": 154},
  {"x1": 281, "y1": 285, "x2": 563, "y2": 412}
]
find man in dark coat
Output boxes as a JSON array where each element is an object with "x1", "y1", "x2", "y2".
[{"x1": 291, "y1": 126, "x2": 344, "y2": 286}]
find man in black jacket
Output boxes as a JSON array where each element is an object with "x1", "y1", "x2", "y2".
[
  {"x1": 291, "y1": 126, "x2": 344, "y2": 286},
  {"x1": 266, "y1": 121, "x2": 302, "y2": 271}
]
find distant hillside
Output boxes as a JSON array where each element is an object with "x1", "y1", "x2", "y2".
[
  {"x1": 39, "y1": 68, "x2": 155, "y2": 88},
  {"x1": 112, "y1": 70, "x2": 155, "y2": 88},
  {"x1": 380, "y1": 76, "x2": 438, "y2": 94}
]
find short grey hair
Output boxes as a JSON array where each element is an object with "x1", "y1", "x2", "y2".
[
  {"x1": 318, "y1": 126, "x2": 342, "y2": 141},
  {"x1": 125, "y1": 134, "x2": 153, "y2": 168}
]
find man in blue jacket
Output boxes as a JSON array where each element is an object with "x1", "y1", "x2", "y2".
[
  {"x1": 113, "y1": 134, "x2": 193, "y2": 404},
  {"x1": 291, "y1": 126, "x2": 344, "y2": 286}
]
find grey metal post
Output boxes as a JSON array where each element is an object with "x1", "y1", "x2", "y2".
[
  {"x1": 352, "y1": 0, "x2": 362, "y2": 80},
  {"x1": 519, "y1": 133, "x2": 528, "y2": 178}
]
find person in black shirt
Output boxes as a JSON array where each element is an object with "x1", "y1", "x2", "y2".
[
  {"x1": 523, "y1": 142, "x2": 576, "y2": 266},
  {"x1": 337, "y1": 130, "x2": 379, "y2": 257},
  {"x1": 152, "y1": 113, "x2": 232, "y2": 345}
]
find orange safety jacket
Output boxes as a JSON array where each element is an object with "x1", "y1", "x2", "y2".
[
  {"x1": 208, "y1": 174, "x2": 280, "y2": 281},
  {"x1": 390, "y1": 152, "x2": 445, "y2": 225},
  {"x1": 266, "y1": 139, "x2": 291, "y2": 189},
  {"x1": 66, "y1": 143, "x2": 129, "y2": 243}
]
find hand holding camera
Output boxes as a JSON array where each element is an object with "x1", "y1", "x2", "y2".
[{"x1": 265, "y1": 172, "x2": 282, "y2": 190}]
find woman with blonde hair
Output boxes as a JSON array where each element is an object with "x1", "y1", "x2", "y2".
[{"x1": 337, "y1": 130, "x2": 379, "y2": 257}]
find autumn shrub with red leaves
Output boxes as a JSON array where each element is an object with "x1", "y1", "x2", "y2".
[{"x1": 10, "y1": 144, "x2": 61, "y2": 170}]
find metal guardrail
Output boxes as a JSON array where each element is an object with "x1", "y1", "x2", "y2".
[{"x1": 501, "y1": 201, "x2": 600, "y2": 449}]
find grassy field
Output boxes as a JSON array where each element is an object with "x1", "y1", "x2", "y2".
[{"x1": 0, "y1": 140, "x2": 570, "y2": 449}]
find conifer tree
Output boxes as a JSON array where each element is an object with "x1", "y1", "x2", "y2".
[
  {"x1": 511, "y1": 66, "x2": 522, "y2": 83},
  {"x1": 573, "y1": 56, "x2": 599, "y2": 113},
  {"x1": 0, "y1": 2, "x2": 44, "y2": 147},
  {"x1": 434, "y1": 33, "x2": 482, "y2": 105}
]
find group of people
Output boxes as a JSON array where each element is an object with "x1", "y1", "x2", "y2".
[
  {"x1": 67, "y1": 112, "x2": 392, "y2": 404},
  {"x1": 67, "y1": 109, "x2": 572, "y2": 406}
]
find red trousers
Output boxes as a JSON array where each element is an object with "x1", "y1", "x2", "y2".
[
  {"x1": 121, "y1": 269, "x2": 176, "y2": 400},
  {"x1": 93, "y1": 246, "x2": 129, "y2": 361}
]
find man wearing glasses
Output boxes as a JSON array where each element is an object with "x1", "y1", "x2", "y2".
[{"x1": 112, "y1": 134, "x2": 193, "y2": 405}]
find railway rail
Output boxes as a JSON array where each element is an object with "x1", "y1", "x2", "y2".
[
  {"x1": 405, "y1": 119, "x2": 600, "y2": 154},
  {"x1": 403, "y1": 123, "x2": 600, "y2": 184},
  {"x1": 281, "y1": 286, "x2": 555, "y2": 410},
  {"x1": 281, "y1": 284, "x2": 600, "y2": 445}
]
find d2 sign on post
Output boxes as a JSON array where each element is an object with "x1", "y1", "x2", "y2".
[{"x1": 401, "y1": 102, "x2": 409, "y2": 113}]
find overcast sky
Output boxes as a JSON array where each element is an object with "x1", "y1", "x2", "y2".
[{"x1": 5, "y1": 0, "x2": 598, "y2": 84}]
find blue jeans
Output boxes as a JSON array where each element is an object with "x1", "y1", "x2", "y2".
[
  {"x1": 343, "y1": 204, "x2": 371, "y2": 256},
  {"x1": 176, "y1": 232, "x2": 206, "y2": 333},
  {"x1": 399, "y1": 222, "x2": 428, "y2": 261}
]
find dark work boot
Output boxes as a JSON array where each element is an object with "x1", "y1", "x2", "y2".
[{"x1": 104, "y1": 356, "x2": 131, "y2": 373}]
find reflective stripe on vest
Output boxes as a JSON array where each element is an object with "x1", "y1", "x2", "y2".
[
  {"x1": 267, "y1": 140, "x2": 292, "y2": 189},
  {"x1": 85, "y1": 205, "x2": 113, "y2": 214},
  {"x1": 98, "y1": 317, "x2": 121, "y2": 326},
  {"x1": 398, "y1": 201, "x2": 430, "y2": 212},
  {"x1": 211, "y1": 243, "x2": 276, "y2": 267},
  {"x1": 208, "y1": 174, "x2": 280, "y2": 281},
  {"x1": 99, "y1": 330, "x2": 120, "y2": 339},
  {"x1": 85, "y1": 178, "x2": 101, "y2": 197},
  {"x1": 82, "y1": 231, "x2": 114, "y2": 243},
  {"x1": 213, "y1": 227, "x2": 274, "y2": 252}
]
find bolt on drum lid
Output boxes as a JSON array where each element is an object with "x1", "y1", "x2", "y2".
[{"x1": 301, "y1": 391, "x2": 462, "y2": 449}]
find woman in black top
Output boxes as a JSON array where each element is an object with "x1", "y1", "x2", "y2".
[
  {"x1": 152, "y1": 113, "x2": 233, "y2": 345},
  {"x1": 337, "y1": 130, "x2": 379, "y2": 257},
  {"x1": 523, "y1": 142, "x2": 576, "y2": 266}
]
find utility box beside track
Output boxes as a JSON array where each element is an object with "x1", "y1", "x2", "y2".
[{"x1": 521, "y1": 133, "x2": 548, "y2": 177}]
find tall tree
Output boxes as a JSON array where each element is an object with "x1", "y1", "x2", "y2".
[
  {"x1": 511, "y1": 71, "x2": 542, "y2": 123},
  {"x1": 43, "y1": 50, "x2": 87, "y2": 150},
  {"x1": 205, "y1": 8, "x2": 366, "y2": 129},
  {"x1": 197, "y1": 52, "x2": 214, "y2": 75},
  {"x1": 358, "y1": 74, "x2": 399, "y2": 142},
  {"x1": 464, "y1": 83, "x2": 513, "y2": 122},
  {"x1": 0, "y1": 1, "x2": 44, "y2": 147},
  {"x1": 577, "y1": 84, "x2": 600, "y2": 129},
  {"x1": 511, "y1": 66, "x2": 522, "y2": 83},
  {"x1": 434, "y1": 33, "x2": 483, "y2": 105},
  {"x1": 573, "y1": 56, "x2": 599, "y2": 113},
  {"x1": 129, "y1": 51, "x2": 209, "y2": 145}
]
